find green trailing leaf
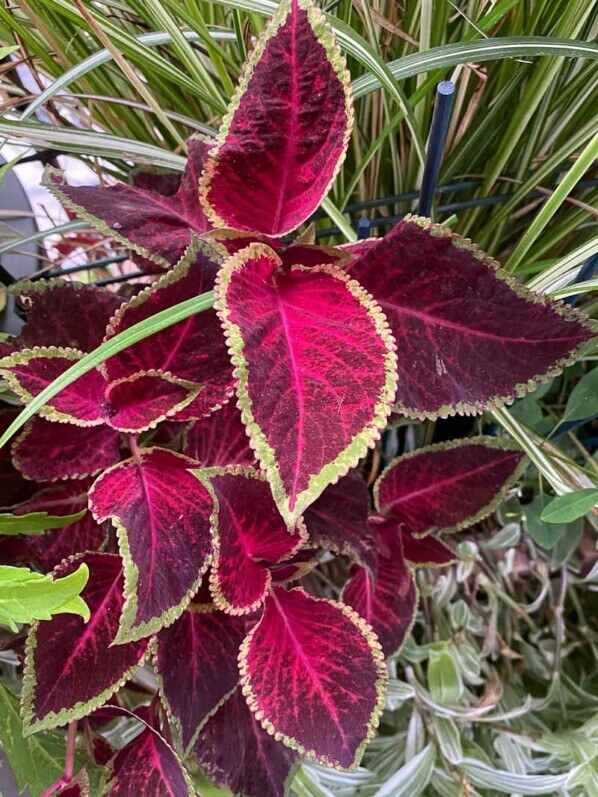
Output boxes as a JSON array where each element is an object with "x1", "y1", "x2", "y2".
[
  {"x1": 427, "y1": 645, "x2": 463, "y2": 705},
  {"x1": 540, "y1": 488, "x2": 598, "y2": 523},
  {"x1": 524, "y1": 495, "x2": 567, "y2": 549},
  {"x1": 561, "y1": 368, "x2": 598, "y2": 423},
  {"x1": 0, "y1": 563, "x2": 90, "y2": 632},
  {"x1": 0, "y1": 681, "x2": 100, "y2": 797},
  {"x1": 0, "y1": 509, "x2": 87, "y2": 536}
]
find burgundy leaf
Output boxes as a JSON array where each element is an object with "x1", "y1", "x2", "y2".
[
  {"x1": 269, "y1": 548, "x2": 319, "y2": 584},
  {"x1": 204, "y1": 228, "x2": 353, "y2": 268},
  {"x1": 0, "y1": 347, "x2": 107, "y2": 425},
  {"x1": 239, "y1": 585, "x2": 386, "y2": 769},
  {"x1": 196, "y1": 467, "x2": 308, "y2": 614},
  {"x1": 216, "y1": 243, "x2": 397, "y2": 527},
  {"x1": 192, "y1": 688, "x2": 298, "y2": 797},
  {"x1": 104, "y1": 239, "x2": 233, "y2": 418},
  {"x1": 0, "y1": 409, "x2": 33, "y2": 506},
  {"x1": 89, "y1": 448, "x2": 213, "y2": 642},
  {"x1": 155, "y1": 607, "x2": 246, "y2": 751},
  {"x1": 5, "y1": 279, "x2": 121, "y2": 355},
  {"x1": 342, "y1": 520, "x2": 417, "y2": 658},
  {"x1": 45, "y1": 138, "x2": 211, "y2": 270},
  {"x1": 106, "y1": 726, "x2": 195, "y2": 796},
  {"x1": 12, "y1": 480, "x2": 108, "y2": 570},
  {"x1": 303, "y1": 469, "x2": 377, "y2": 572},
  {"x1": 200, "y1": 0, "x2": 353, "y2": 236},
  {"x1": 375, "y1": 437, "x2": 525, "y2": 536},
  {"x1": 12, "y1": 417, "x2": 121, "y2": 482},
  {"x1": 348, "y1": 216, "x2": 597, "y2": 418},
  {"x1": 105, "y1": 371, "x2": 201, "y2": 433},
  {"x1": 402, "y1": 529, "x2": 457, "y2": 567},
  {"x1": 183, "y1": 401, "x2": 255, "y2": 466},
  {"x1": 21, "y1": 552, "x2": 150, "y2": 734}
]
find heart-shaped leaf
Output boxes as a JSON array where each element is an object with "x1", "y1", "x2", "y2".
[
  {"x1": 0, "y1": 348, "x2": 108, "y2": 426},
  {"x1": 12, "y1": 417, "x2": 121, "y2": 482},
  {"x1": 194, "y1": 467, "x2": 307, "y2": 614},
  {"x1": 44, "y1": 138, "x2": 211, "y2": 270},
  {"x1": 349, "y1": 216, "x2": 596, "y2": 418},
  {"x1": 105, "y1": 726, "x2": 195, "y2": 796},
  {"x1": 343, "y1": 520, "x2": 417, "y2": 658},
  {"x1": 200, "y1": 0, "x2": 352, "y2": 236},
  {"x1": 239, "y1": 585, "x2": 386, "y2": 769},
  {"x1": 155, "y1": 607, "x2": 246, "y2": 752},
  {"x1": 216, "y1": 243, "x2": 397, "y2": 527},
  {"x1": 104, "y1": 371, "x2": 201, "y2": 432},
  {"x1": 183, "y1": 401, "x2": 255, "y2": 467},
  {"x1": 374, "y1": 437, "x2": 525, "y2": 537},
  {"x1": 89, "y1": 448, "x2": 213, "y2": 642},
  {"x1": 303, "y1": 469, "x2": 377, "y2": 572},
  {"x1": 191, "y1": 688, "x2": 298, "y2": 797},
  {"x1": 21, "y1": 552, "x2": 150, "y2": 734},
  {"x1": 104, "y1": 239, "x2": 233, "y2": 418}
]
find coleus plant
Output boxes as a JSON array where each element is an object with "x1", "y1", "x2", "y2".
[{"x1": 0, "y1": 0, "x2": 595, "y2": 794}]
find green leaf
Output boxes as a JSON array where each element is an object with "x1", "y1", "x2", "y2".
[
  {"x1": 0, "y1": 45, "x2": 18, "y2": 59},
  {"x1": 550, "y1": 519, "x2": 584, "y2": 568},
  {"x1": 524, "y1": 495, "x2": 567, "y2": 549},
  {"x1": 0, "y1": 681, "x2": 100, "y2": 797},
  {"x1": 0, "y1": 153, "x2": 23, "y2": 189},
  {"x1": 540, "y1": 489, "x2": 598, "y2": 524},
  {"x1": 0, "y1": 509, "x2": 87, "y2": 536},
  {"x1": 375, "y1": 743, "x2": 436, "y2": 797},
  {"x1": 562, "y1": 368, "x2": 598, "y2": 423},
  {"x1": 0, "y1": 563, "x2": 90, "y2": 632},
  {"x1": 427, "y1": 645, "x2": 463, "y2": 704}
]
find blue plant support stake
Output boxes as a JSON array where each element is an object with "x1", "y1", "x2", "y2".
[{"x1": 417, "y1": 81, "x2": 455, "y2": 218}]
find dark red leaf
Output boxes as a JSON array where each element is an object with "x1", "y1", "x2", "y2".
[
  {"x1": 21, "y1": 552, "x2": 150, "y2": 734},
  {"x1": 348, "y1": 216, "x2": 596, "y2": 418},
  {"x1": 0, "y1": 348, "x2": 107, "y2": 425},
  {"x1": 106, "y1": 727, "x2": 195, "y2": 796},
  {"x1": 183, "y1": 401, "x2": 255, "y2": 467},
  {"x1": 342, "y1": 520, "x2": 417, "y2": 657},
  {"x1": 12, "y1": 480, "x2": 108, "y2": 570},
  {"x1": 45, "y1": 138, "x2": 211, "y2": 270},
  {"x1": 239, "y1": 585, "x2": 386, "y2": 769},
  {"x1": 192, "y1": 688, "x2": 298, "y2": 797},
  {"x1": 0, "y1": 409, "x2": 33, "y2": 507},
  {"x1": 402, "y1": 529, "x2": 457, "y2": 567},
  {"x1": 12, "y1": 417, "x2": 122, "y2": 482},
  {"x1": 4, "y1": 280, "x2": 121, "y2": 355},
  {"x1": 105, "y1": 371, "x2": 201, "y2": 433},
  {"x1": 303, "y1": 469, "x2": 377, "y2": 572},
  {"x1": 375, "y1": 437, "x2": 525, "y2": 536},
  {"x1": 104, "y1": 239, "x2": 233, "y2": 418},
  {"x1": 89, "y1": 448, "x2": 213, "y2": 642},
  {"x1": 155, "y1": 607, "x2": 246, "y2": 752},
  {"x1": 196, "y1": 467, "x2": 307, "y2": 614},
  {"x1": 216, "y1": 243, "x2": 397, "y2": 527},
  {"x1": 200, "y1": 0, "x2": 352, "y2": 236}
]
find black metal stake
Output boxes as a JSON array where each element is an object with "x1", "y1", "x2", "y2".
[
  {"x1": 356, "y1": 217, "x2": 371, "y2": 240},
  {"x1": 417, "y1": 81, "x2": 455, "y2": 218}
]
